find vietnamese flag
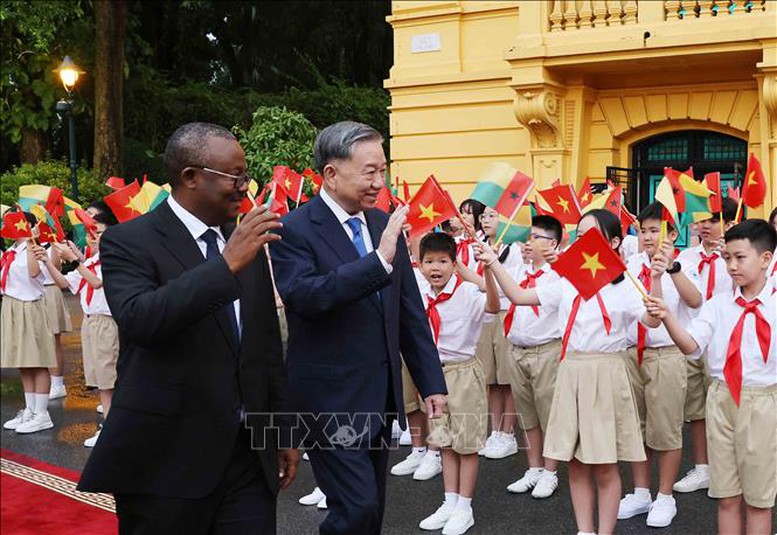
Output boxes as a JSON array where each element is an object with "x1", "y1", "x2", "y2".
[
  {"x1": 272, "y1": 166, "x2": 304, "y2": 202},
  {"x1": 302, "y1": 168, "x2": 324, "y2": 196},
  {"x1": 727, "y1": 185, "x2": 740, "y2": 203},
  {"x1": 493, "y1": 171, "x2": 535, "y2": 219},
  {"x1": 266, "y1": 182, "x2": 289, "y2": 216},
  {"x1": 705, "y1": 172, "x2": 722, "y2": 213},
  {"x1": 406, "y1": 176, "x2": 457, "y2": 238},
  {"x1": 620, "y1": 205, "x2": 637, "y2": 234},
  {"x1": 742, "y1": 153, "x2": 767, "y2": 209},
  {"x1": 375, "y1": 186, "x2": 393, "y2": 213},
  {"x1": 1, "y1": 211, "x2": 33, "y2": 240},
  {"x1": 104, "y1": 180, "x2": 143, "y2": 222},
  {"x1": 106, "y1": 176, "x2": 126, "y2": 191},
  {"x1": 577, "y1": 177, "x2": 594, "y2": 208},
  {"x1": 537, "y1": 185, "x2": 582, "y2": 225},
  {"x1": 552, "y1": 228, "x2": 627, "y2": 300},
  {"x1": 74, "y1": 209, "x2": 99, "y2": 240},
  {"x1": 30, "y1": 204, "x2": 65, "y2": 243}
]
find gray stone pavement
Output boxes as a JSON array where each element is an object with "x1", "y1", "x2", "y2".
[{"x1": 1, "y1": 296, "x2": 725, "y2": 534}]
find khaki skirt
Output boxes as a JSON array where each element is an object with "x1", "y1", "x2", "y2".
[
  {"x1": 543, "y1": 351, "x2": 646, "y2": 464},
  {"x1": 1, "y1": 296, "x2": 57, "y2": 368},
  {"x1": 43, "y1": 285, "x2": 72, "y2": 334}
]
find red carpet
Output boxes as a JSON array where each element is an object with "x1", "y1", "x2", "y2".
[{"x1": 1, "y1": 449, "x2": 117, "y2": 535}]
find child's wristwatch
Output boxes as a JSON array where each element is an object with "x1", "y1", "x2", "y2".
[{"x1": 666, "y1": 261, "x2": 682, "y2": 274}]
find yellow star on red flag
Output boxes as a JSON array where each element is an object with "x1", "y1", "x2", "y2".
[{"x1": 418, "y1": 203, "x2": 441, "y2": 222}]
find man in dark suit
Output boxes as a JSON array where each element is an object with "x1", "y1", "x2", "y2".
[
  {"x1": 270, "y1": 121, "x2": 447, "y2": 534},
  {"x1": 78, "y1": 122, "x2": 298, "y2": 534}
]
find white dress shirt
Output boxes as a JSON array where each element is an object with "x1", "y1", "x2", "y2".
[
  {"x1": 1, "y1": 241, "x2": 46, "y2": 301},
  {"x1": 626, "y1": 251, "x2": 682, "y2": 348},
  {"x1": 676, "y1": 243, "x2": 732, "y2": 324},
  {"x1": 506, "y1": 264, "x2": 562, "y2": 347},
  {"x1": 687, "y1": 283, "x2": 776, "y2": 387},
  {"x1": 421, "y1": 275, "x2": 491, "y2": 364},
  {"x1": 535, "y1": 278, "x2": 646, "y2": 354},
  {"x1": 319, "y1": 187, "x2": 392, "y2": 274},
  {"x1": 167, "y1": 196, "x2": 241, "y2": 333},
  {"x1": 65, "y1": 252, "x2": 112, "y2": 316}
]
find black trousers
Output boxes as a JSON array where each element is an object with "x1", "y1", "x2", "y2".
[{"x1": 114, "y1": 429, "x2": 276, "y2": 535}]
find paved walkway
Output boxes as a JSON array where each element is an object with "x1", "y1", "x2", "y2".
[{"x1": 1, "y1": 296, "x2": 720, "y2": 533}]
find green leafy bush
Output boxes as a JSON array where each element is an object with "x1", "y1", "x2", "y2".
[
  {"x1": 235, "y1": 106, "x2": 317, "y2": 183},
  {"x1": 0, "y1": 159, "x2": 107, "y2": 208}
]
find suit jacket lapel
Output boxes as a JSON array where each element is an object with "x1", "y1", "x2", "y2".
[
  {"x1": 152, "y1": 203, "x2": 239, "y2": 356},
  {"x1": 310, "y1": 196, "x2": 360, "y2": 264}
]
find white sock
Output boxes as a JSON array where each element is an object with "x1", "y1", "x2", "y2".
[
  {"x1": 577, "y1": 532, "x2": 596, "y2": 535},
  {"x1": 51, "y1": 375, "x2": 64, "y2": 387},
  {"x1": 656, "y1": 492, "x2": 673, "y2": 502},
  {"x1": 544, "y1": 470, "x2": 557, "y2": 476},
  {"x1": 634, "y1": 487, "x2": 651, "y2": 501},
  {"x1": 413, "y1": 447, "x2": 427, "y2": 455},
  {"x1": 443, "y1": 492, "x2": 458, "y2": 508},
  {"x1": 527, "y1": 467, "x2": 543, "y2": 475},
  {"x1": 429, "y1": 449, "x2": 441, "y2": 457},
  {"x1": 34, "y1": 393, "x2": 49, "y2": 415},
  {"x1": 24, "y1": 392, "x2": 35, "y2": 410},
  {"x1": 695, "y1": 463, "x2": 709, "y2": 473},
  {"x1": 455, "y1": 496, "x2": 472, "y2": 512}
]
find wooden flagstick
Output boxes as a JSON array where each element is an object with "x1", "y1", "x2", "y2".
[
  {"x1": 624, "y1": 269, "x2": 649, "y2": 300},
  {"x1": 718, "y1": 208, "x2": 725, "y2": 236},
  {"x1": 734, "y1": 195, "x2": 744, "y2": 224},
  {"x1": 494, "y1": 182, "x2": 536, "y2": 246}
]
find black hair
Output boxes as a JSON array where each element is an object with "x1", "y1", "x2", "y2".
[
  {"x1": 581, "y1": 209, "x2": 623, "y2": 249},
  {"x1": 22, "y1": 211, "x2": 36, "y2": 227},
  {"x1": 459, "y1": 198, "x2": 486, "y2": 233},
  {"x1": 532, "y1": 214, "x2": 562, "y2": 244},
  {"x1": 637, "y1": 202, "x2": 675, "y2": 232},
  {"x1": 93, "y1": 211, "x2": 117, "y2": 227},
  {"x1": 419, "y1": 232, "x2": 457, "y2": 262},
  {"x1": 725, "y1": 219, "x2": 777, "y2": 255},
  {"x1": 163, "y1": 122, "x2": 237, "y2": 186},
  {"x1": 86, "y1": 200, "x2": 110, "y2": 214},
  {"x1": 769, "y1": 206, "x2": 777, "y2": 227}
]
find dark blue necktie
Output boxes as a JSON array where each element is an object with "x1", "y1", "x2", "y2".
[
  {"x1": 345, "y1": 217, "x2": 368, "y2": 257},
  {"x1": 200, "y1": 229, "x2": 240, "y2": 343}
]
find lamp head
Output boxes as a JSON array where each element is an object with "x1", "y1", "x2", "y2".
[{"x1": 56, "y1": 56, "x2": 82, "y2": 93}]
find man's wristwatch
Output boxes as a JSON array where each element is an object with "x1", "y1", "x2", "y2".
[{"x1": 666, "y1": 261, "x2": 682, "y2": 275}]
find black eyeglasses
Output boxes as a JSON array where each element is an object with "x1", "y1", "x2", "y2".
[{"x1": 191, "y1": 166, "x2": 252, "y2": 189}]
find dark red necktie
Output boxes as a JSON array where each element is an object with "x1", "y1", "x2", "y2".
[
  {"x1": 560, "y1": 291, "x2": 612, "y2": 361},
  {"x1": 636, "y1": 264, "x2": 652, "y2": 366},
  {"x1": 1, "y1": 250, "x2": 16, "y2": 293},
  {"x1": 76, "y1": 260, "x2": 101, "y2": 306},
  {"x1": 724, "y1": 297, "x2": 771, "y2": 406},
  {"x1": 456, "y1": 238, "x2": 473, "y2": 266},
  {"x1": 426, "y1": 275, "x2": 464, "y2": 344},
  {"x1": 503, "y1": 269, "x2": 544, "y2": 337},
  {"x1": 698, "y1": 251, "x2": 718, "y2": 300}
]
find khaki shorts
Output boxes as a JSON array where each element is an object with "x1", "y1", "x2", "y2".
[
  {"x1": 43, "y1": 285, "x2": 72, "y2": 334},
  {"x1": 428, "y1": 358, "x2": 488, "y2": 455},
  {"x1": 82, "y1": 314, "x2": 119, "y2": 390},
  {"x1": 706, "y1": 380, "x2": 777, "y2": 508},
  {"x1": 626, "y1": 346, "x2": 687, "y2": 451},
  {"x1": 475, "y1": 311, "x2": 512, "y2": 385},
  {"x1": 509, "y1": 340, "x2": 561, "y2": 432},
  {"x1": 544, "y1": 352, "x2": 646, "y2": 464},
  {"x1": 684, "y1": 353, "x2": 711, "y2": 421},
  {"x1": 401, "y1": 359, "x2": 422, "y2": 415}
]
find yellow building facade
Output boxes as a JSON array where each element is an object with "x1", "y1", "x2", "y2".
[{"x1": 385, "y1": 0, "x2": 777, "y2": 219}]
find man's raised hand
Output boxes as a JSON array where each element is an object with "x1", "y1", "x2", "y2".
[
  {"x1": 222, "y1": 205, "x2": 282, "y2": 274},
  {"x1": 377, "y1": 204, "x2": 409, "y2": 264}
]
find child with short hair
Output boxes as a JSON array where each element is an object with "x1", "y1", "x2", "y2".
[
  {"x1": 644, "y1": 219, "x2": 776, "y2": 535},
  {"x1": 417, "y1": 232, "x2": 499, "y2": 535},
  {"x1": 1, "y1": 212, "x2": 57, "y2": 434},
  {"x1": 34, "y1": 211, "x2": 119, "y2": 447},
  {"x1": 673, "y1": 196, "x2": 738, "y2": 494},
  {"x1": 619, "y1": 202, "x2": 703, "y2": 528},
  {"x1": 502, "y1": 215, "x2": 563, "y2": 499}
]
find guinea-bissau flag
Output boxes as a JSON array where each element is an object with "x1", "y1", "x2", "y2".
[
  {"x1": 664, "y1": 167, "x2": 713, "y2": 223},
  {"x1": 30, "y1": 204, "x2": 65, "y2": 243},
  {"x1": 18, "y1": 185, "x2": 66, "y2": 219},
  {"x1": 406, "y1": 175, "x2": 457, "y2": 238},
  {"x1": 470, "y1": 163, "x2": 532, "y2": 213}
]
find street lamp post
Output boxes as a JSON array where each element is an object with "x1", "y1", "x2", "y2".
[{"x1": 55, "y1": 56, "x2": 83, "y2": 201}]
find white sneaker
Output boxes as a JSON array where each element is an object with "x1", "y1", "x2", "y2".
[
  {"x1": 484, "y1": 433, "x2": 517, "y2": 459},
  {"x1": 618, "y1": 492, "x2": 652, "y2": 519},
  {"x1": 299, "y1": 487, "x2": 326, "y2": 506},
  {"x1": 49, "y1": 383, "x2": 67, "y2": 400},
  {"x1": 15, "y1": 412, "x2": 54, "y2": 434},
  {"x1": 3, "y1": 408, "x2": 34, "y2": 430},
  {"x1": 478, "y1": 430, "x2": 499, "y2": 456},
  {"x1": 84, "y1": 427, "x2": 102, "y2": 448},
  {"x1": 646, "y1": 496, "x2": 677, "y2": 528},
  {"x1": 398, "y1": 427, "x2": 412, "y2": 446},
  {"x1": 507, "y1": 468, "x2": 543, "y2": 493},
  {"x1": 302, "y1": 452, "x2": 310, "y2": 462},
  {"x1": 390, "y1": 449, "x2": 426, "y2": 476},
  {"x1": 442, "y1": 508, "x2": 474, "y2": 535},
  {"x1": 531, "y1": 471, "x2": 559, "y2": 498},
  {"x1": 413, "y1": 450, "x2": 442, "y2": 481},
  {"x1": 316, "y1": 496, "x2": 328, "y2": 510},
  {"x1": 419, "y1": 503, "x2": 456, "y2": 530},
  {"x1": 673, "y1": 467, "x2": 710, "y2": 493},
  {"x1": 96, "y1": 404, "x2": 104, "y2": 414}
]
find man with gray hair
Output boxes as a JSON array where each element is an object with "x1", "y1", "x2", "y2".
[{"x1": 271, "y1": 121, "x2": 447, "y2": 534}]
